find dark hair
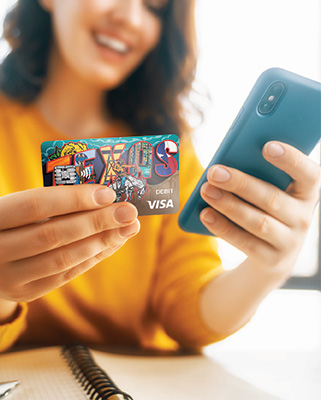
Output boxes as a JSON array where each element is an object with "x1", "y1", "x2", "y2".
[{"x1": 0, "y1": 0, "x2": 201, "y2": 136}]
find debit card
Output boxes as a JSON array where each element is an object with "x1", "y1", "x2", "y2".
[{"x1": 41, "y1": 134, "x2": 179, "y2": 216}]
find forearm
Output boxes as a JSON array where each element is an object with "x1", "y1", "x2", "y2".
[
  {"x1": 0, "y1": 299, "x2": 19, "y2": 324},
  {"x1": 199, "y1": 258, "x2": 290, "y2": 336},
  {"x1": 198, "y1": 142, "x2": 320, "y2": 337}
]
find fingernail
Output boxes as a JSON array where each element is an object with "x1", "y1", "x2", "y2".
[
  {"x1": 119, "y1": 220, "x2": 140, "y2": 238},
  {"x1": 201, "y1": 209, "x2": 216, "y2": 224},
  {"x1": 266, "y1": 142, "x2": 285, "y2": 158},
  {"x1": 94, "y1": 187, "x2": 116, "y2": 205},
  {"x1": 210, "y1": 166, "x2": 231, "y2": 182},
  {"x1": 203, "y1": 184, "x2": 222, "y2": 200},
  {"x1": 114, "y1": 205, "x2": 138, "y2": 224}
]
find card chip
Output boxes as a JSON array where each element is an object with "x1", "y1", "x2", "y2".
[{"x1": 54, "y1": 166, "x2": 77, "y2": 185}]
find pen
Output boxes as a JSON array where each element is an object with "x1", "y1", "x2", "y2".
[{"x1": 0, "y1": 381, "x2": 20, "y2": 399}]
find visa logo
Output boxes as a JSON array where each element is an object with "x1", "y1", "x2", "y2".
[{"x1": 147, "y1": 199, "x2": 174, "y2": 209}]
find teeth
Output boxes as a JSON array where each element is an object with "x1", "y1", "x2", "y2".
[{"x1": 95, "y1": 33, "x2": 129, "y2": 54}]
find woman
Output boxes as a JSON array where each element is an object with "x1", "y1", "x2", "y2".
[{"x1": 0, "y1": 0, "x2": 320, "y2": 352}]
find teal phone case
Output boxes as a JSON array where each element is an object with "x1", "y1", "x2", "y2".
[{"x1": 179, "y1": 68, "x2": 321, "y2": 235}]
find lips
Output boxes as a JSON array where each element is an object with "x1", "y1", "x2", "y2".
[{"x1": 94, "y1": 32, "x2": 130, "y2": 55}]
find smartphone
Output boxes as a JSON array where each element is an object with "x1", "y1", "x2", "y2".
[{"x1": 178, "y1": 68, "x2": 321, "y2": 235}]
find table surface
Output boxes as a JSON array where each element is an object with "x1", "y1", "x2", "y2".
[
  {"x1": 1, "y1": 289, "x2": 320, "y2": 400},
  {"x1": 204, "y1": 289, "x2": 321, "y2": 400}
]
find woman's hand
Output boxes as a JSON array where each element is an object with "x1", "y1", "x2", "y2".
[
  {"x1": 200, "y1": 141, "x2": 321, "y2": 278},
  {"x1": 0, "y1": 185, "x2": 140, "y2": 307}
]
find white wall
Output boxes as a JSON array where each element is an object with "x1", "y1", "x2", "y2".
[{"x1": 194, "y1": 0, "x2": 321, "y2": 163}]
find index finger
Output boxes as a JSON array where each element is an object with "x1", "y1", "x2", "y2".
[
  {"x1": 0, "y1": 185, "x2": 116, "y2": 230},
  {"x1": 263, "y1": 141, "x2": 321, "y2": 200}
]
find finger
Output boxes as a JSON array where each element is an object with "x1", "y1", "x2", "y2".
[
  {"x1": 0, "y1": 202, "x2": 138, "y2": 262},
  {"x1": 263, "y1": 141, "x2": 321, "y2": 200},
  {"x1": 201, "y1": 183, "x2": 290, "y2": 247},
  {"x1": 199, "y1": 206, "x2": 272, "y2": 259},
  {"x1": 206, "y1": 165, "x2": 298, "y2": 227},
  {"x1": 0, "y1": 185, "x2": 116, "y2": 230},
  {"x1": 17, "y1": 245, "x2": 123, "y2": 303},
  {"x1": 6, "y1": 219, "x2": 140, "y2": 285}
]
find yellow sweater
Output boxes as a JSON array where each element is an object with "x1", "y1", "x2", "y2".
[{"x1": 0, "y1": 95, "x2": 224, "y2": 352}]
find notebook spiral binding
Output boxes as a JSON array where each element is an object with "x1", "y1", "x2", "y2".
[{"x1": 61, "y1": 344, "x2": 134, "y2": 400}]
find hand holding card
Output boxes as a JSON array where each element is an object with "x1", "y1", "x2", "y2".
[
  {"x1": 0, "y1": 135, "x2": 179, "y2": 310},
  {"x1": 41, "y1": 134, "x2": 179, "y2": 216},
  {"x1": 0, "y1": 184, "x2": 140, "y2": 305}
]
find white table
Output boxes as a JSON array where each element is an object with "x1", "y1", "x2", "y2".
[
  {"x1": 2, "y1": 289, "x2": 319, "y2": 400},
  {"x1": 204, "y1": 289, "x2": 321, "y2": 399}
]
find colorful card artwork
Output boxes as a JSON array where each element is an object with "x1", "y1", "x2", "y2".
[{"x1": 41, "y1": 135, "x2": 179, "y2": 215}]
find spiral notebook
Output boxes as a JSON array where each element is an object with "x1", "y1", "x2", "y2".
[
  {"x1": 0, "y1": 343, "x2": 279, "y2": 399},
  {"x1": 0, "y1": 344, "x2": 132, "y2": 400}
]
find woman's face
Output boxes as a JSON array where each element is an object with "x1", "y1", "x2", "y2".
[{"x1": 41, "y1": 0, "x2": 168, "y2": 89}]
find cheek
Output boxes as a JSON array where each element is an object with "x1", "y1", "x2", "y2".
[
  {"x1": 140, "y1": 17, "x2": 162, "y2": 56},
  {"x1": 51, "y1": 3, "x2": 81, "y2": 46},
  {"x1": 50, "y1": 2, "x2": 90, "y2": 65}
]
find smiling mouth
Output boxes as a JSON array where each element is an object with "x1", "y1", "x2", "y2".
[{"x1": 94, "y1": 33, "x2": 130, "y2": 55}]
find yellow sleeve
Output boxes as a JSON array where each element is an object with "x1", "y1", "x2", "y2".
[
  {"x1": 0, "y1": 303, "x2": 28, "y2": 353},
  {"x1": 151, "y1": 139, "x2": 227, "y2": 348}
]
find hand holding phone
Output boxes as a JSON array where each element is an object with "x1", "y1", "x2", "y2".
[{"x1": 179, "y1": 68, "x2": 321, "y2": 236}]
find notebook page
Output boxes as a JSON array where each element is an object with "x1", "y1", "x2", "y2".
[
  {"x1": 1, "y1": 346, "x2": 279, "y2": 399},
  {"x1": 92, "y1": 350, "x2": 279, "y2": 400},
  {"x1": 0, "y1": 347, "x2": 87, "y2": 400}
]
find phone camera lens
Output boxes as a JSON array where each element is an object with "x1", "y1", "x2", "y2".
[
  {"x1": 261, "y1": 102, "x2": 272, "y2": 113},
  {"x1": 258, "y1": 82, "x2": 285, "y2": 115}
]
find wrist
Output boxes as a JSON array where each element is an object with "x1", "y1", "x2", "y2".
[{"x1": 0, "y1": 299, "x2": 19, "y2": 324}]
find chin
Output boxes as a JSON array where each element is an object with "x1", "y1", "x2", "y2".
[{"x1": 86, "y1": 66, "x2": 134, "y2": 91}]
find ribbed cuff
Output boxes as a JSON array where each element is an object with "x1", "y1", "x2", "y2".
[{"x1": 0, "y1": 303, "x2": 28, "y2": 353}]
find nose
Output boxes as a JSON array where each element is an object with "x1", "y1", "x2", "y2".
[{"x1": 111, "y1": 0, "x2": 144, "y2": 30}]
